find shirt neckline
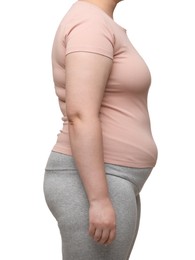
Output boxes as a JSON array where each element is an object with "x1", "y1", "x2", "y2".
[{"x1": 76, "y1": 0, "x2": 127, "y2": 32}]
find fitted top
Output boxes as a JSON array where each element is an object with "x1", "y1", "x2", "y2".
[{"x1": 51, "y1": 0, "x2": 158, "y2": 168}]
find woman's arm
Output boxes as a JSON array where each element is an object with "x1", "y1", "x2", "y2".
[{"x1": 65, "y1": 52, "x2": 116, "y2": 245}]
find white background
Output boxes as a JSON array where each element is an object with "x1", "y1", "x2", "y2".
[{"x1": 0, "y1": 0, "x2": 194, "y2": 259}]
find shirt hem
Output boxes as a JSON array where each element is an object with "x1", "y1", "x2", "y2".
[
  {"x1": 52, "y1": 145, "x2": 156, "y2": 169},
  {"x1": 65, "y1": 49, "x2": 113, "y2": 60}
]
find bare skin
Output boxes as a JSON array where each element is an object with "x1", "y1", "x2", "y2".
[
  {"x1": 78, "y1": 0, "x2": 122, "y2": 18},
  {"x1": 66, "y1": 0, "x2": 123, "y2": 245}
]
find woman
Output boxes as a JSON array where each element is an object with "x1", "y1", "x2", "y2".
[{"x1": 43, "y1": 0, "x2": 158, "y2": 259}]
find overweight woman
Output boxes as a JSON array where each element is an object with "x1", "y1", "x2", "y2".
[{"x1": 43, "y1": 0, "x2": 158, "y2": 259}]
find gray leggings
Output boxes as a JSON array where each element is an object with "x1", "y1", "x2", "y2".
[{"x1": 43, "y1": 151, "x2": 152, "y2": 260}]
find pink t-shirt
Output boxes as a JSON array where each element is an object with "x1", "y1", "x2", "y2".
[{"x1": 51, "y1": 1, "x2": 158, "y2": 168}]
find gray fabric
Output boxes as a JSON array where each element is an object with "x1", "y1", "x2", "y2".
[{"x1": 43, "y1": 151, "x2": 152, "y2": 260}]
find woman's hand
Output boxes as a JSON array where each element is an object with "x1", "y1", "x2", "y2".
[{"x1": 88, "y1": 197, "x2": 116, "y2": 245}]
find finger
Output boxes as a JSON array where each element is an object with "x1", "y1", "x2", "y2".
[
  {"x1": 98, "y1": 228, "x2": 110, "y2": 244},
  {"x1": 93, "y1": 228, "x2": 103, "y2": 242},
  {"x1": 88, "y1": 223, "x2": 96, "y2": 237},
  {"x1": 104, "y1": 228, "x2": 116, "y2": 245}
]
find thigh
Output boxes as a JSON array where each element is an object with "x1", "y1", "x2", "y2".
[
  {"x1": 105, "y1": 175, "x2": 138, "y2": 260},
  {"x1": 44, "y1": 168, "x2": 91, "y2": 259}
]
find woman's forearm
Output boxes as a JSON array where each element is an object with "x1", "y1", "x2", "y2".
[{"x1": 68, "y1": 116, "x2": 109, "y2": 203}]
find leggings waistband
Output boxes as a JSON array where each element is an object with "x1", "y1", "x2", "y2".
[{"x1": 45, "y1": 151, "x2": 153, "y2": 195}]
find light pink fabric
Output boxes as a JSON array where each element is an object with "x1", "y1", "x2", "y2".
[{"x1": 51, "y1": 1, "x2": 158, "y2": 167}]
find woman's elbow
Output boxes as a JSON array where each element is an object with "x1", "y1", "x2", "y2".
[{"x1": 67, "y1": 110, "x2": 99, "y2": 126}]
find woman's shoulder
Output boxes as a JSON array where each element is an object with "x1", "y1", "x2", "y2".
[{"x1": 60, "y1": 1, "x2": 120, "y2": 34}]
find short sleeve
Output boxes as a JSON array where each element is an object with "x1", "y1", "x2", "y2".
[{"x1": 64, "y1": 16, "x2": 114, "y2": 59}]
